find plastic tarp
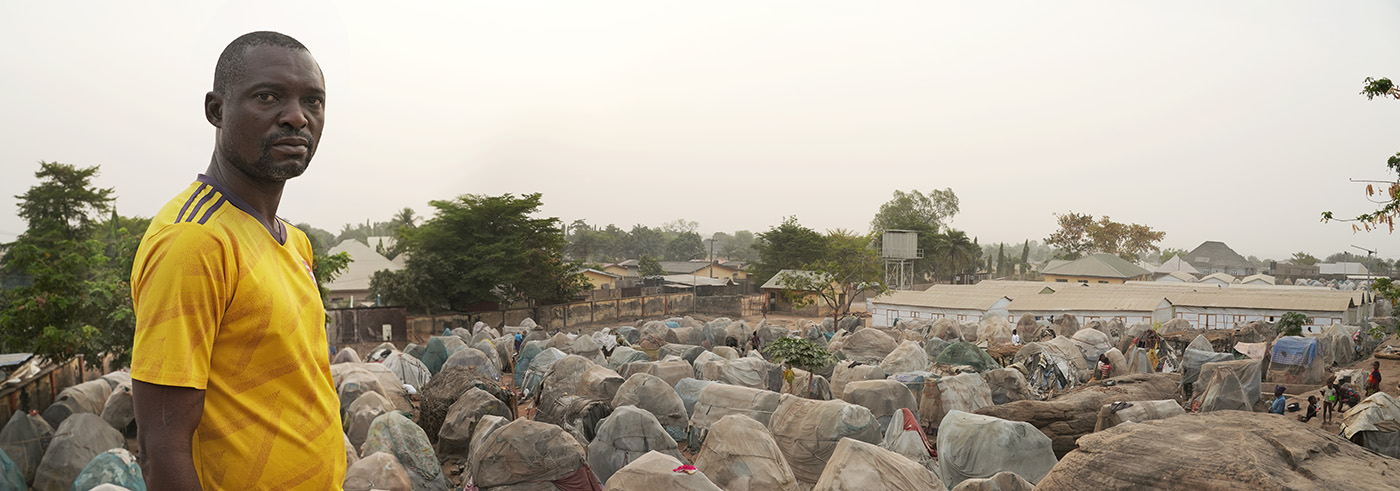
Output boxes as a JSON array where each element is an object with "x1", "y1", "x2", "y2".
[
  {"x1": 608, "y1": 347, "x2": 651, "y2": 371},
  {"x1": 841, "y1": 379, "x2": 919, "y2": 432},
  {"x1": 621, "y1": 360, "x2": 693, "y2": 389},
  {"x1": 935, "y1": 342, "x2": 1001, "y2": 373},
  {"x1": 0, "y1": 448, "x2": 23, "y2": 491},
  {"x1": 361, "y1": 411, "x2": 448, "y2": 491},
  {"x1": 1180, "y1": 349, "x2": 1234, "y2": 388},
  {"x1": 344, "y1": 433, "x2": 358, "y2": 468},
  {"x1": 100, "y1": 380, "x2": 134, "y2": 436},
  {"x1": 603, "y1": 451, "x2": 720, "y2": 491},
  {"x1": 515, "y1": 341, "x2": 545, "y2": 385},
  {"x1": 587, "y1": 405, "x2": 685, "y2": 483},
  {"x1": 880, "y1": 341, "x2": 930, "y2": 375},
  {"x1": 696, "y1": 357, "x2": 778, "y2": 391},
  {"x1": 659, "y1": 344, "x2": 706, "y2": 365},
  {"x1": 829, "y1": 363, "x2": 885, "y2": 401},
  {"x1": 813, "y1": 437, "x2": 946, "y2": 491},
  {"x1": 692, "y1": 414, "x2": 800, "y2": 491},
  {"x1": 1341, "y1": 392, "x2": 1400, "y2": 458},
  {"x1": 880, "y1": 408, "x2": 936, "y2": 473},
  {"x1": 613, "y1": 373, "x2": 689, "y2": 441},
  {"x1": 1194, "y1": 359, "x2": 1261, "y2": 412},
  {"x1": 1093, "y1": 400, "x2": 1184, "y2": 432},
  {"x1": 380, "y1": 351, "x2": 431, "y2": 391},
  {"x1": 1269, "y1": 336, "x2": 1328, "y2": 385},
  {"x1": 421, "y1": 335, "x2": 467, "y2": 375},
  {"x1": 343, "y1": 451, "x2": 412, "y2": 491},
  {"x1": 333, "y1": 347, "x2": 362, "y2": 364},
  {"x1": 924, "y1": 337, "x2": 951, "y2": 360},
  {"x1": 34, "y1": 414, "x2": 124, "y2": 491},
  {"x1": 335, "y1": 366, "x2": 387, "y2": 419},
  {"x1": 1187, "y1": 334, "x2": 1213, "y2": 353},
  {"x1": 841, "y1": 329, "x2": 898, "y2": 364},
  {"x1": 766, "y1": 394, "x2": 882, "y2": 485},
  {"x1": 1234, "y1": 342, "x2": 1267, "y2": 360},
  {"x1": 437, "y1": 387, "x2": 509, "y2": 458},
  {"x1": 463, "y1": 414, "x2": 508, "y2": 480},
  {"x1": 937, "y1": 410, "x2": 1058, "y2": 488},
  {"x1": 1040, "y1": 337, "x2": 1090, "y2": 382},
  {"x1": 1319, "y1": 325, "x2": 1358, "y2": 367},
  {"x1": 918, "y1": 373, "x2": 994, "y2": 430},
  {"x1": 41, "y1": 379, "x2": 110, "y2": 430},
  {"x1": 345, "y1": 391, "x2": 393, "y2": 452},
  {"x1": 947, "y1": 472, "x2": 1034, "y2": 491},
  {"x1": 535, "y1": 356, "x2": 624, "y2": 428},
  {"x1": 674, "y1": 378, "x2": 715, "y2": 418},
  {"x1": 1124, "y1": 347, "x2": 1154, "y2": 374},
  {"x1": 571, "y1": 335, "x2": 606, "y2": 366},
  {"x1": 0, "y1": 410, "x2": 51, "y2": 486},
  {"x1": 1013, "y1": 343, "x2": 1076, "y2": 392},
  {"x1": 469, "y1": 418, "x2": 592, "y2": 489},
  {"x1": 1071, "y1": 329, "x2": 1112, "y2": 362},
  {"x1": 689, "y1": 384, "x2": 783, "y2": 439},
  {"x1": 779, "y1": 368, "x2": 833, "y2": 401},
  {"x1": 71, "y1": 448, "x2": 143, "y2": 491},
  {"x1": 441, "y1": 347, "x2": 500, "y2": 382},
  {"x1": 1103, "y1": 348, "x2": 1129, "y2": 379},
  {"x1": 982, "y1": 368, "x2": 1037, "y2": 405},
  {"x1": 522, "y1": 347, "x2": 568, "y2": 397},
  {"x1": 616, "y1": 326, "x2": 641, "y2": 345}
]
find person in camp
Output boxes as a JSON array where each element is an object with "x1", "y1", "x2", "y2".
[
  {"x1": 1096, "y1": 354, "x2": 1112, "y2": 381},
  {"x1": 1322, "y1": 381, "x2": 1337, "y2": 424},
  {"x1": 751, "y1": 330, "x2": 763, "y2": 352},
  {"x1": 1270, "y1": 386, "x2": 1288, "y2": 415},
  {"x1": 130, "y1": 31, "x2": 344, "y2": 489},
  {"x1": 1298, "y1": 395, "x2": 1319, "y2": 423},
  {"x1": 1367, "y1": 361, "x2": 1383, "y2": 396},
  {"x1": 1011, "y1": 329, "x2": 1021, "y2": 345}
]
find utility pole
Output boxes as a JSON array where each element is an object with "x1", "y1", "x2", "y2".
[{"x1": 1352, "y1": 244, "x2": 1377, "y2": 323}]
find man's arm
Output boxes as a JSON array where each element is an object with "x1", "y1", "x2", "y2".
[{"x1": 134, "y1": 380, "x2": 206, "y2": 491}]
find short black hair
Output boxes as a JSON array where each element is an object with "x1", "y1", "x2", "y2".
[{"x1": 213, "y1": 31, "x2": 310, "y2": 96}]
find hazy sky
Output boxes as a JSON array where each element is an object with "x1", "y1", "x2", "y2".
[{"x1": 3, "y1": 1, "x2": 1399, "y2": 261}]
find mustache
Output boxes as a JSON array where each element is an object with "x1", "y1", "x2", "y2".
[{"x1": 261, "y1": 129, "x2": 315, "y2": 150}]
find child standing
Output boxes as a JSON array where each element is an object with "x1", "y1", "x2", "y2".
[{"x1": 1322, "y1": 381, "x2": 1337, "y2": 424}]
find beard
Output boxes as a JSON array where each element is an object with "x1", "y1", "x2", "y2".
[{"x1": 224, "y1": 129, "x2": 316, "y2": 182}]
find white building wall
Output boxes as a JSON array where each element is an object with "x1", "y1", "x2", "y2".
[
  {"x1": 867, "y1": 298, "x2": 1011, "y2": 327},
  {"x1": 1172, "y1": 306, "x2": 1343, "y2": 333},
  {"x1": 1005, "y1": 310, "x2": 1159, "y2": 327}
]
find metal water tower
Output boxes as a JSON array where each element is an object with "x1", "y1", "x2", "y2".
[{"x1": 882, "y1": 230, "x2": 922, "y2": 290}]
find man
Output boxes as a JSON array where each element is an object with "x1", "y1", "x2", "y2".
[
  {"x1": 130, "y1": 31, "x2": 343, "y2": 489},
  {"x1": 1269, "y1": 386, "x2": 1288, "y2": 415}
]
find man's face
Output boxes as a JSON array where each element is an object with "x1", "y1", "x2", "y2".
[{"x1": 213, "y1": 45, "x2": 325, "y2": 182}]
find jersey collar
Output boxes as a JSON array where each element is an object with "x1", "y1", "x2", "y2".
[{"x1": 196, "y1": 174, "x2": 288, "y2": 245}]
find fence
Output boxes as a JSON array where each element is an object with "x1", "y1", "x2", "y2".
[
  {"x1": 328, "y1": 306, "x2": 409, "y2": 344},
  {"x1": 406, "y1": 293, "x2": 766, "y2": 342},
  {"x1": 0, "y1": 355, "x2": 107, "y2": 425}
]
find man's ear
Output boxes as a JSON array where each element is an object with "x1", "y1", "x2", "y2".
[{"x1": 205, "y1": 91, "x2": 223, "y2": 127}]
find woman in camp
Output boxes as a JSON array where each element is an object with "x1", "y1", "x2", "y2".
[{"x1": 1270, "y1": 386, "x2": 1288, "y2": 415}]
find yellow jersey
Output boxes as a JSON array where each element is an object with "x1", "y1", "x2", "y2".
[{"x1": 131, "y1": 175, "x2": 345, "y2": 489}]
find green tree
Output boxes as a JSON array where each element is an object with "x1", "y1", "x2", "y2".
[
  {"x1": 776, "y1": 230, "x2": 889, "y2": 326},
  {"x1": 1046, "y1": 212, "x2": 1164, "y2": 260},
  {"x1": 1290, "y1": 252, "x2": 1320, "y2": 266},
  {"x1": 1277, "y1": 312, "x2": 1310, "y2": 337},
  {"x1": 627, "y1": 224, "x2": 667, "y2": 259},
  {"x1": 665, "y1": 231, "x2": 705, "y2": 261},
  {"x1": 371, "y1": 193, "x2": 589, "y2": 313},
  {"x1": 719, "y1": 230, "x2": 758, "y2": 262},
  {"x1": 763, "y1": 337, "x2": 837, "y2": 398},
  {"x1": 752, "y1": 217, "x2": 828, "y2": 285},
  {"x1": 296, "y1": 222, "x2": 353, "y2": 307},
  {"x1": 0, "y1": 162, "x2": 134, "y2": 368},
  {"x1": 639, "y1": 255, "x2": 664, "y2": 277},
  {"x1": 870, "y1": 188, "x2": 959, "y2": 233},
  {"x1": 1020, "y1": 240, "x2": 1030, "y2": 274},
  {"x1": 1323, "y1": 77, "x2": 1400, "y2": 231},
  {"x1": 996, "y1": 243, "x2": 1007, "y2": 277},
  {"x1": 1159, "y1": 247, "x2": 1189, "y2": 262}
]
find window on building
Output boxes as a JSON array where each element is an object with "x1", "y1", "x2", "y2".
[
  {"x1": 1078, "y1": 280, "x2": 1088, "y2": 284},
  {"x1": 1098, "y1": 281, "x2": 1109, "y2": 284},
  {"x1": 1056, "y1": 279, "x2": 1068, "y2": 283}
]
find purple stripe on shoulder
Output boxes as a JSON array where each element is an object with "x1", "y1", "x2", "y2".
[
  {"x1": 184, "y1": 188, "x2": 218, "y2": 223},
  {"x1": 175, "y1": 184, "x2": 208, "y2": 222},
  {"x1": 197, "y1": 196, "x2": 227, "y2": 224}
]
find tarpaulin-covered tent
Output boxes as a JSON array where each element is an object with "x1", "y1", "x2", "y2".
[
  {"x1": 381, "y1": 351, "x2": 431, "y2": 391},
  {"x1": 880, "y1": 341, "x2": 930, "y2": 375},
  {"x1": 779, "y1": 368, "x2": 833, "y2": 400},
  {"x1": 416, "y1": 366, "x2": 509, "y2": 445},
  {"x1": 613, "y1": 373, "x2": 689, "y2": 441},
  {"x1": 421, "y1": 335, "x2": 467, "y2": 375},
  {"x1": 603, "y1": 450, "x2": 719, "y2": 491},
  {"x1": 621, "y1": 360, "x2": 694, "y2": 389},
  {"x1": 1093, "y1": 399, "x2": 1184, "y2": 432},
  {"x1": 0, "y1": 410, "x2": 52, "y2": 486},
  {"x1": 588, "y1": 406, "x2": 685, "y2": 483},
  {"x1": 948, "y1": 472, "x2": 1034, "y2": 491},
  {"x1": 767, "y1": 395, "x2": 882, "y2": 485},
  {"x1": 917, "y1": 372, "x2": 993, "y2": 430},
  {"x1": 437, "y1": 387, "x2": 510, "y2": 458},
  {"x1": 830, "y1": 362, "x2": 885, "y2": 400},
  {"x1": 1191, "y1": 359, "x2": 1261, "y2": 413},
  {"x1": 1071, "y1": 329, "x2": 1111, "y2": 360},
  {"x1": 1124, "y1": 347, "x2": 1154, "y2": 374},
  {"x1": 442, "y1": 347, "x2": 501, "y2": 382},
  {"x1": 692, "y1": 414, "x2": 800, "y2": 491},
  {"x1": 344, "y1": 451, "x2": 412, "y2": 491},
  {"x1": 813, "y1": 437, "x2": 946, "y2": 491},
  {"x1": 513, "y1": 342, "x2": 545, "y2": 386},
  {"x1": 1319, "y1": 324, "x2": 1358, "y2": 368},
  {"x1": 535, "y1": 356, "x2": 624, "y2": 430},
  {"x1": 841, "y1": 328, "x2": 898, "y2": 364},
  {"x1": 1013, "y1": 343, "x2": 1076, "y2": 393},
  {"x1": 1268, "y1": 336, "x2": 1326, "y2": 385},
  {"x1": 469, "y1": 418, "x2": 599, "y2": 490},
  {"x1": 0, "y1": 449, "x2": 23, "y2": 491},
  {"x1": 674, "y1": 378, "x2": 715, "y2": 418},
  {"x1": 924, "y1": 337, "x2": 951, "y2": 361},
  {"x1": 361, "y1": 411, "x2": 449, "y2": 491},
  {"x1": 41, "y1": 379, "x2": 110, "y2": 430},
  {"x1": 344, "y1": 433, "x2": 358, "y2": 469},
  {"x1": 333, "y1": 347, "x2": 361, "y2": 364},
  {"x1": 608, "y1": 347, "x2": 652, "y2": 371},
  {"x1": 978, "y1": 315, "x2": 1014, "y2": 346},
  {"x1": 660, "y1": 344, "x2": 706, "y2": 365},
  {"x1": 522, "y1": 347, "x2": 569, "y2": 397},
  {"x1": 935, "y1": 342, "x2": 1001, "y2": 373},
  {"x1": 1342, "y1": 392, "x2": 1400, "y2": 458},
  {"x1": 689, "y1": 384, "x2": 783, "y2": 444},
  {"x1": 345, "y1": 391, "x2": 393, "y2": 452},
  {"x1": 880, "y1": 408, "x2": 936, "y2": 473},
  {"x1": 71, "y1": 448, "x2": 143, "y2": 491},
  {"x1": 100, "y1": 381, "x2": 134, "y2": 436},
  {"x1": 1180, "y1": 349, "x2": 1233, "y2": 390},
  {"x1": 695, "y1": 357, "x2": 779, "y2": 391},
  {"x1": 982, "y1": 368, "x2": 1037, "y2": 405},
  {"x1": 841, "y1": 379, "x2": 919, "y2": 432},
  {"x1": 937, "y1": 410, "x2": 1058, "y2": 488},
  {"x1": 34, "y1": 414, "x2": 124, "y2": 491}
]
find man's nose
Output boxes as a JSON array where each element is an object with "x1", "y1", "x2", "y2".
[{"x1": 279, "y1": 101, "x2": 309, "y2": 129}]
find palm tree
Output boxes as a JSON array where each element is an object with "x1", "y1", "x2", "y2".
[
  {"x1": 391, "y1": 207, "x2": 418, "y2": 230},
  {"x1": 944, "y1": 229, "x2": 979, "y2": 284}
]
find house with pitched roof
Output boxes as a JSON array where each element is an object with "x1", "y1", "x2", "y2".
[
  {"x1": 1183, "y1": 241, "x2": 1255, "y2": 276},
  {"x1": 325, "y1": 239, "x2": 404, "y2": 308},
  {"x1": 1041, "y1": 254, "x2": 1152, "y2": 284}
]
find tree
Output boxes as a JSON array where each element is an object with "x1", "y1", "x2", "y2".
[
  {"x1": 660, "y1": 218, "x2": 700, "y2": 237},
  {"x1": 639, "y1": 255, "x2": 664, "y2": 277},
  {"x1": 665, "y1": 231, "x2": 705, "y2": 261},
  {"x1": 1322, "y1": 77, "x2": 1400, "y2": 231},
  {"x1": 1277, "y1": 312, "x2": 1310, "y2": 337},
  {"x1": 719, "y1": 230, "x2": 758, "y2": 262},
  {"x1": 390, "y1": 207, "x2": 418, "y2": 231},
  {"x1": 763, "y1": 337, "x2": 836, "y2": 398},
  {"x1": 996, "y1": 243, "x2": 1007, "y2": 277},
  {"x1": 776, "y1": 230, "x2": 889, "y2": 326},
  {"x1": 0, "y1": 162, "x2": 134, "y2": 368},
  {"x1": 296, "y1": 222, "x2": 352, "y2": 307},
  {"x1": 1020, "y1": 240, "x2": 1030, "y2": 273},
  {"x1": 1159, "y1": 247, "x2": 1189, "y2": 262},
  {"x1": 870, "y1": 188, "x2": 959, "y2": 233},
  {"x1": 627, "y1": 225, "x2": 667, "y2": 259},
  {"x1": 1290, "y1": 252, "x2": 1320, "y2": 266},
  {"x1": 752, "y1": 217, "x2": 828, "y2": 285},
  {"x1": 1046, "y1": 212, "x2": 1164, "y2": 260},
  {"x1": 370, "y1": 193, "x2": 589, "y2": 314}
]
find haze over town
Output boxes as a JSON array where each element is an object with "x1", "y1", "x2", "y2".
[{"x1": 2, "y1": 1, "x2": 1399, "y2": 261}]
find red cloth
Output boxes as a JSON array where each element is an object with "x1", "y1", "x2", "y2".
[
  {"x1": 551, "y1": 464, "x2": 604, "y2": 491},
  {"x1": 898, "y1": 408, "x2": 935, "y2": 457}
]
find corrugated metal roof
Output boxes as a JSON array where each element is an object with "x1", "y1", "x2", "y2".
[
  {"x1": 326, "y1": 239, "x2": 404, "y2": 292},
  {"x1": 1041, "y1": 254, "x2": 1152, "y2": 279},
  {"x1": 1154, "y1": 256, "x2": 1200, "y2": 274},
  {"x1": 760, "y1": 270, "x2": 824, "y2": 290},
  {"x1": 871, "y1": 290, "x2": 1011, "y2": 310},
  {"x1": 1007, "y1": 291, "x2": 1169, "y2": 312},
  {"x1": 1184, "y1": 241, "x2": 1251, "y2": 270},
  {"x1": 1167, "y1": 290, "x2": 1354, "y2": 312},
  {"x1": 1199, "y1": 272, "x2": 1237, "y2": 283},
  {"x1": 0, "y1": 353, "x2": 33, "y2": 367}
]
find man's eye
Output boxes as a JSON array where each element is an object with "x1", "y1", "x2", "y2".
[
  {"x1": 305, "y1": 97, "x2": 324, "y2": 108},
  {"x1": 256, "y1": 93, "x2": 277, "y2": 102}
]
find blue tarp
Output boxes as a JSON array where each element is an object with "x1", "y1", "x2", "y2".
[
  {"x1": 665, "y1": 321, "x2": 681, "y2": 329},
  {"x1": 1271, "y1": 336, "x2": 1319, "y2": 366}
]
